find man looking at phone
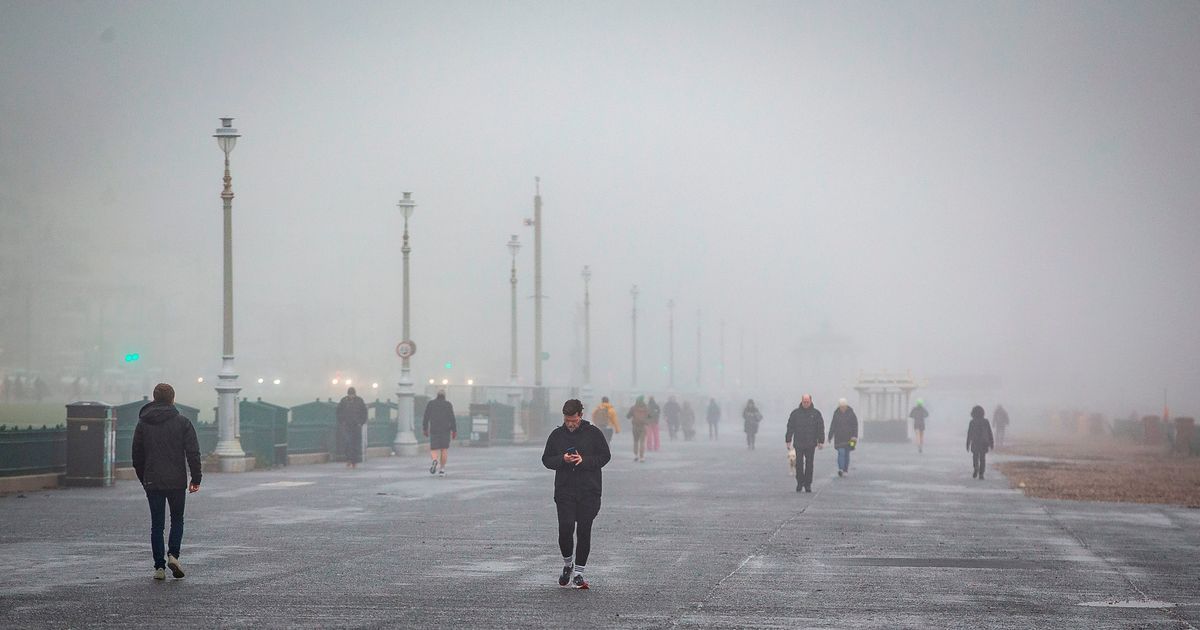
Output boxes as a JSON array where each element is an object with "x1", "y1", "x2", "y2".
[{"x1": 541, "y1": 398, "x2": 612, "y2": 589}]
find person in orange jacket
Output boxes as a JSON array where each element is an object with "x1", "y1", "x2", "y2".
[{"x1": 591, "y1": 397, "x2": 621, "y2": 443}]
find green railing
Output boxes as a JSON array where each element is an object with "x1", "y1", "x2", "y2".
[{"x1": 0, "y1": 425, "x2": 66, "y2": 477}]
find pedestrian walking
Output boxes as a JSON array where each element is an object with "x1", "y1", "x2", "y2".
[
  {"x1": 627, "y1": 396, "x2": 649, "y2": 462},
  {"x1": 706, "y1": 398, "x2": 721, "y2": 440},
  {"x1": 646, "y1": 396, "x2": 661, "y2": 452},
  {"x1": 742, "y1": 399, "x2": 762, "y2": 450},
  {"x1": 541, "y1": 398, "x2": 611, "y2": 589},
  {"x1": 966, "y1": 405, "x2": 995, "y2": 480},
  {"x1": 785, "y1": 394, "x2": 825, "y2": 493},
  {"x1": 909, "y1": 400, "x2": 929, "y2": 453},
  {"x1": 336, "y1": 387, "x2": 368, "y2": 468},
  {"x1": 591, "y1": 396, "x2": 621, "y2": 443},
  {"x1": 131, "y1": 383, "x2": 201, "y2": 581},
  {"x1": 681, "y1": 401, "x2": 697, "y2": 441},
  {"x1": 828, "y1": 398, "x2": 859, "y2": 476},
  {"x1": 993, "y1": 404, "x2": 1010, "y2": 447},
  {"x1": 663, "y1": 395, "x2": 682, "y2": 440},
  {"x1": 422, "y1": 390, "x2": 457, "y2": 476}
]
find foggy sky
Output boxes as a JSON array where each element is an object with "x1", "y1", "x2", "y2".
[{"x1": 2, "y1": 1, "x2": 1199, "y2": 415}]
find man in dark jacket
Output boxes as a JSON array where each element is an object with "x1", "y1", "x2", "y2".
[
  {"x1": 663, "y1": 396, "x2": 682, "y2": 440},
  {"x1": 785, "y1": 394, "x2": 825, "y2": 493},
  {"x1": 336, "y1": 387, "x2": 368, "y2": 468},
  {"x1": 828, "y1": 398, "x2": 859, "y2": 477},
  {"x1": 131, "y1": 383, "x2": 201, "y2": 580},
  {"x1": 966, "y1": 405, "x2": 995, "y2": 480},
  {"x1": 993, "y1": 404, "x2": 1010, "y2": 447},
  {"x1": 541, "y1": 399, "x2": 611, "y2": 589},
  {"x1": 422, "y1": 390, "x2": 457, "y2": 476}
]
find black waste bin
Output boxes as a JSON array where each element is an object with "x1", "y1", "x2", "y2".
[{"x1": 65, "y1": 401, "x2": 115, "y2": 487}]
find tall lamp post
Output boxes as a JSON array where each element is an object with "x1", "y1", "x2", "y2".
[
  {"x1": 630, "y1": 284, "x2": 639, "y2": 389},
  {"x1": 507, "y1": 234, "x2": 525, "y2": 441},
  {"x1": 533, "y1": 178, "x2": 545, "y2": 387},
  {"x1": 667, "y1": 298, "x2": 675, "y2": 389},
  {"x1": 581, "y1": 266, "x2": 593, "y2": 410},
  {"x1": 393, "y1": 192, "x2": 419, "y2": 456},
  {"x1": 212, "y1": 117, "x2": 246, "y2": 470}
]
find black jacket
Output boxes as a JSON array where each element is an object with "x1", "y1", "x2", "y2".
[
  {"x1": 828, "y1": 406, "x2": 859, "y2": 448},
  {"x1": 785, "y1": 405, "x2": 825, "y2": 449},
  {"x1": 541, "y1": 420, "x2": 611, "y2": 501},
  {"x1": 336, "y1": 395, "x2": 368, "y2": 428},
  {"x1": 967, "y1": 417, "x2": 994, "y2": 453},
  {"x1": 422, "y1": 397, "x2": 457, "y2": 437},
  {"x1": 131, "y1": 402, "x2": 202, "y2": 490}
]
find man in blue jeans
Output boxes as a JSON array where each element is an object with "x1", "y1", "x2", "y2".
[{"x1": 132, "y1": 383, "x2": 202, "y2": 580}]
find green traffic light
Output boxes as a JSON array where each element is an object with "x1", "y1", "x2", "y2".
[
  {"x1": 444, "y1": 362, "x2": 453, "y2": 370},
  {"x1": 124, "y1": 353, "x2": 140, "y2": 362}
]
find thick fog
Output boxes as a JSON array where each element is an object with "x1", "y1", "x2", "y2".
[{"x1": 2, "y1": 1, "x2": 1198, "y2": 417}]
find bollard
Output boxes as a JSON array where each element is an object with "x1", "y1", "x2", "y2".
[{"x1": 1174, "y1": 417, "x2": 1195, "y2": 455}]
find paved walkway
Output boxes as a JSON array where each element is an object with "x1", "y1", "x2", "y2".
[{"x1": 1, "y1": 427, "x2": 1197, "y2": 628}]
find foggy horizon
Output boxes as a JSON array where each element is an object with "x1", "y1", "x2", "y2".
[{"x1": 3, "y1": 1, "x2": 1199, "y2": 419}]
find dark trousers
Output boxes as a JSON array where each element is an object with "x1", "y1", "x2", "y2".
[
  {"x1": 146, "y1": 488, "x2": 186, "y2": 569},
  {"x1": 795, "y1": 446, "x2": 816, "y2": 488},
  {"x1": 556, "y1": 496, "x2": 600, "y2": 566},
  {"x1": 973, "y1": 450, "x2": 988, "y2": 476}
]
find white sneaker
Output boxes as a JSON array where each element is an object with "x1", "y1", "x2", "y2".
[
  {"x1": 154, "y1": 568, "x2": 166, "y2": 580},
  {"x1": 167, "y1": 554, "x2": 185, "y2": 579}
]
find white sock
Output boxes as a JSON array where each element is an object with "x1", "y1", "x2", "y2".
[
  {"x1": 563, "y1": 556, "x2": 573, "y2": 568},
  {"x1": 573, "y1": 564, "x2": 586, "y2": 575}
]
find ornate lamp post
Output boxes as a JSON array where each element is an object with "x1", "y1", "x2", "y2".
[
  {"x1": 630, "y1": 284, "x2": 639, "y2": 389},
  {"x1": 212, "y1": 118, "x2": 246, "y2": 470},
  {"x1": 581, "y1": 265, "x2": 593, "y2": 410},
  {"x1": 507, "y1": 234, "x2": 525, "y2": 441},
  {"x1": 393, "y1": 192, "x2": 419, "y2": 456}
]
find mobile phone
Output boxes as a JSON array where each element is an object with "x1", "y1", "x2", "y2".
[{"x1": 565, "y1": 446, "x2": 578, "y2": 455}]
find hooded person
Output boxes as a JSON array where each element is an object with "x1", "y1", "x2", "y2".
[
  {"x1": 336, "y1": 387, "x2": 369, "y2": 468},
  {"x1": 541, "y1": 398, "x2": 612, "y2": 589},
  {"x1": 131, "y1": 383, "x2": 201, "y2": 580},
  {"x1": 966, "y1": 405, "x2": 995, "y2": 480},
  {"x1": 742, "y1": 399, "x2": 763, "y2": 449},
  {"x1": 626, "y1": 396, "x2": 650, "y2": 462},
  {"x1": 422, "y1": 390, "x2": 457, "y2": 476},
  {"x1": 681, "y1": 400, "x2": 697, "y2": 441},
  {"x1": 828, "y1": 398, "x2": 859, "y2": 476},
  {"x1": 910, "y1": 400, "x2": 929, "y2": 453}
]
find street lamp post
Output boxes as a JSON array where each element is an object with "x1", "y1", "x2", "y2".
[
  {"x1": 394, "y1": 192, "x2": 419, "y2": 456},
  {"x1": 581, "y1": 266, "x2": 593, "y2": 410},
  {"x1": 667, "y1": 298, "x2": 675, "y2": 389},
  {"x1": 533, "y1": 178, "x2": 544, "y2": 387},
  {"x1": 507, "y1": 234, "x2": 525, "y2": 441},
  {"x1": 212, "y1": 118, "x2": 246, "y2": 471},
  {"x1": 630, "y1": 284, "x2": 639, "y2": 389}
]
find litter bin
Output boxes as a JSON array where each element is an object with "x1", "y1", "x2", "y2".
[
  {"x1": 469, "y1": 403, "x2": 491, "y2": 446},
  {"x1": 65, "y1": 401, "x2": 115, "y2": 487}
]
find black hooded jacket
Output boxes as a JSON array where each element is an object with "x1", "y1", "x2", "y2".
[
  {"x1": 131, "y1": 402, "x2": 202, "y2": 490},
  {"x1": 541, "y1": 420, "x2": 611, "y2": 502},
  {"x1": 967, "y1": 417, "x2": 995, "y2": 453}
]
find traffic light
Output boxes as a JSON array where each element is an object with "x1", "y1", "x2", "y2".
[
  {"x1": 124, "y1": 353, "x2": 140, "y2": 363},
  {"x1": 444, "y1": 361, "x2": 454, "y2": 370}
]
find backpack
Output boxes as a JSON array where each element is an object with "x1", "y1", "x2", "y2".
[{"x1": 592, "y1": 405, "x2": 610, "y2": 428}]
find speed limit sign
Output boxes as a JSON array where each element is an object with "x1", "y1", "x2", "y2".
[{"x1": 395, "y1": 340, "x2": 416, "y2": 359}]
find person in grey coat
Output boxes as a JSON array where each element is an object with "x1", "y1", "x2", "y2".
[{"x1": 828, "y1": 398, "x2": 859, "y2": 477}]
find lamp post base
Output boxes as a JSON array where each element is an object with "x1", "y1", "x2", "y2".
[
  {"x1": 218, "y1": 455, "x2": 256, "y2": 473},
  {"x1": 393, "y1": 374, "x2": 419, "y2": 456},
  {"x1": 508, "y1": 385, "x2": 525, "y2": 443}
]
